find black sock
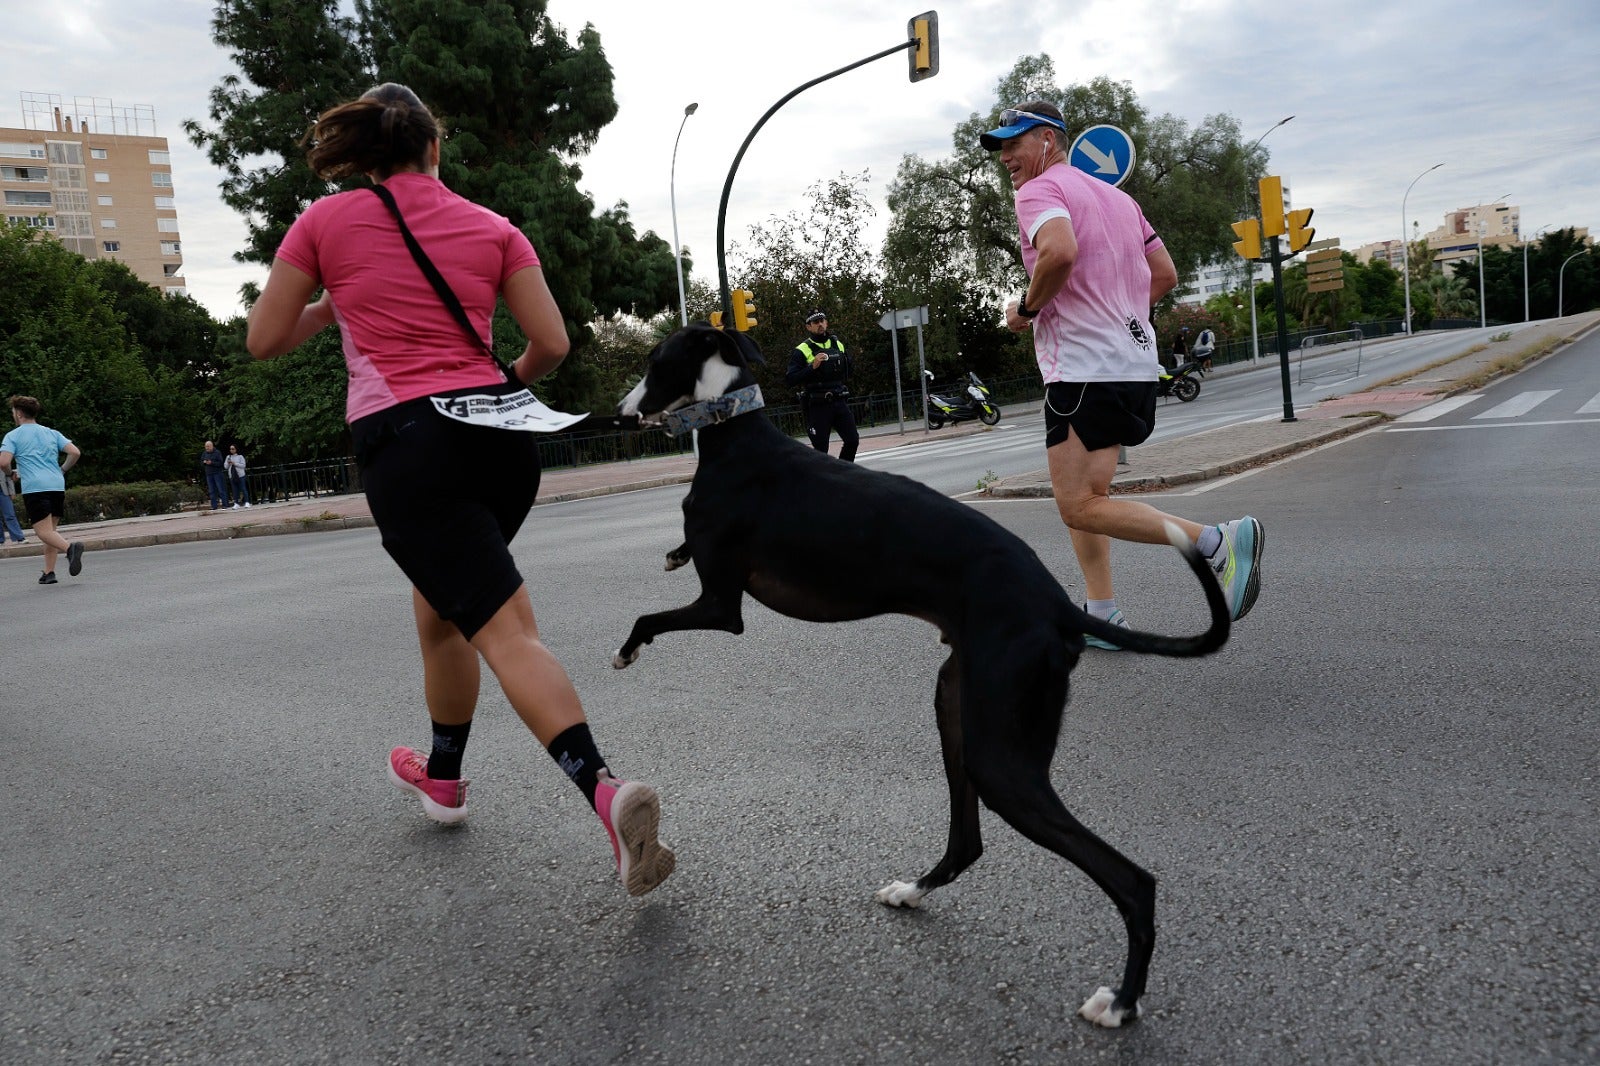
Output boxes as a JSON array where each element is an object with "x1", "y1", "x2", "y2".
[
  {"x1": 427, "y1": 720, "x2": 473, "y2": 781},
  {"x1": 547, "y1": 723, "x2": 605, "y2": 809}
]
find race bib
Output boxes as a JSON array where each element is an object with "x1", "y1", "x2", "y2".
[{"x1": 430, "y1": 388, "x2": 586, "y2": 433}]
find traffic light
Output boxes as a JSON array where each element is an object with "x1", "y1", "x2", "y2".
[
  {"x1": 1258, "y1": 176, "x2": 1285, "y2": 237},
  {"x1": 730, "y1": 288, "x2": 758, "y2": 331},
  {"x1": 709, "y1": 311, "x2": 724, "y2": 330},
  {"x1": 1286, "y1": 207, "x2": 1316, "y2": 253},
  {"x1": 1231, "y1": 219, "x2": 1262, "y2": 261},
  {"x1": 908, "y1": 12, "x2": 939, "y2": 82}
]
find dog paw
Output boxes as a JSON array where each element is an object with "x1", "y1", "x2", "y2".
[
  {"x1": 874, "y1": 880, "x2": 926, "y2": 908},
  {"x1": 1078, "y1": 987, "x2": 1141, "y2": 1028},
  {"x1": 612, "y1": 647, "x2": 640, "y2": 670},
  {"x1": 664, "y1": 552, "x2": 690, "y2": 572}
]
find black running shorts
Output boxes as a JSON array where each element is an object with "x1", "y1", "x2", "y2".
[
  {"x1": 1043, "y1": 381, "x2": 1159, "y2": 452},
  {"x1": 22, "y1": 491, "x2": 65, "y2": 524},
  {"x1": 352, "y1": 384, "x2": 542, "y2": 641}
]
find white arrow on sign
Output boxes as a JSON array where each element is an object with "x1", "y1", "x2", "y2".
[{"x1": 1076, "y1": 140, "x2": 1118, "y2": 175}]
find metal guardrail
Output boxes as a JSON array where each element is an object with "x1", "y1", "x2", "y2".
[{"x1": 1298, "y1": 327, "x2": 1364, "y2": 384}]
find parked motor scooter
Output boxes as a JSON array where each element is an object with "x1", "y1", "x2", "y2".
[
  {"x1": 1156, "y1": 359, "x2": 1202, "y2": 402},
  {"x1": 925, "y1": 371, "x2": 1001, "y2": 428}
]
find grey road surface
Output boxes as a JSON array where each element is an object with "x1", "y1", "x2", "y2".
[{"x1": 3, "y1": 337, "x2": 1596, "y2": 1064}]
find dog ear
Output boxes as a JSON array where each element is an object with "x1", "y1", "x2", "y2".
[{"x1": 710, "y1": 328, "x2": 766, "y2": 366}]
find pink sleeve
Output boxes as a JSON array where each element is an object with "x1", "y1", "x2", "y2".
[
  {"x1": 501, "y1": 223, "x2": 541, "y2": 285},
  {"x1": 1015, "y1": 181, "x2": 1067, "y2": 240},
  {"x1": 275, "y1": 203, "x2": 322, "y2": 283}
]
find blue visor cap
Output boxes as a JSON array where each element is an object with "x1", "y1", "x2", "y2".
[{"x1": 980, "y1": 112, "x2": 1066, "y2": 151}]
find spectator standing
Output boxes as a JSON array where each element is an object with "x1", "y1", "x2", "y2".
[
  {"x1": 0, "y1": 464, "x2": 25, "y2": 543},
  {"x1": 225, "y1": 445, "x2": 252, "y2": 508},
  {"x1": 201, "y1": 441, "x2": 229, "y2": 510}
]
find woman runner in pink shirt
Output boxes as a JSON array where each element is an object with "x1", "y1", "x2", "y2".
[{"x1": 247, "y1": 84, "x2": 673, "y2": 897}]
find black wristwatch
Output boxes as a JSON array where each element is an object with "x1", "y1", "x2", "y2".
[{"x1": 1017, "y1": 294, "x2": 1039, "y2": 319}]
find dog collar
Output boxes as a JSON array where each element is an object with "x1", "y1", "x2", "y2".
[{"x1": 662, "y1": 384, "x2": 765, "y2": 436}]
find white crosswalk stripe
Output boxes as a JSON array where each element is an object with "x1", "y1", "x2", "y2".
[
  {"x1": 1471, "y1": 390, "x2": 1560, "y2": 419},
  {"x1": 1395, "y1": 395, "x2": 1482, "y2": 423},
  {"x1": 1577, "y1": 391, "x2": 1600, "y2": 416}
]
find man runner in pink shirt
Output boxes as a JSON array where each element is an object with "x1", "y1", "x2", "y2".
[{"x1": 983, "y1": 101, "x2": 1264, "y2": 644}]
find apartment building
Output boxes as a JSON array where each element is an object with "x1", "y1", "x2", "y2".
[{"x1": 1, "y1": 92, "x2": 184, "y2": 296}]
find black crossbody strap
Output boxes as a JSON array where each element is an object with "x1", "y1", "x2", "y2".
[{"x1": 368, "y1": 184, "x2": 509, "y2": 377}]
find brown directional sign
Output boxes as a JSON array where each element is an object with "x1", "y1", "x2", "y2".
[{"x1": 1306, "y1": 246, "x2": 1344, "y2": 293}]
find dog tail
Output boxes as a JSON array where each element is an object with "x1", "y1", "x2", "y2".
[{"x1": 1073, "y1": 522, "x2": 1230, "y2": 657}]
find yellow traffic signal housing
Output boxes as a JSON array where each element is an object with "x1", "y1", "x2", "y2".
[
  {"x1": 1259, "y1": 176, "x2": 1285, "y2": 237},
  {"x1": 1231, "y1": 218, "x2": 1262, "y2": 261},
  {"x1": 709, "y1": 311, "x2": 725, "y2": 330},
  {"x1": 1286, "y1": 208, "x2": 1316, "y2": 253},
  {"x1": 730, "y1": 289, "x2": 758, "y2": 331},
  {"x1": 908, "y1": 12, "x2": 940, "y2": 82}
]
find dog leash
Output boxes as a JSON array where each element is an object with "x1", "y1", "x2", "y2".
[{"x1": 662, "y1": 385, "x2": 766, "y2": 437}]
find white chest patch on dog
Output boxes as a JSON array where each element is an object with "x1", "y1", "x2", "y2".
[{"x1": 694, "y1": 355, "x2": 743, "y2": 401}]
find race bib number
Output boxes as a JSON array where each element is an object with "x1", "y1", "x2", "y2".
[{"x1": 430, "y1": 389, "x2": 586, "y2": 433}]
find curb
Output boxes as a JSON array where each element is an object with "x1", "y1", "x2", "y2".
[
  {"x1": 0, "y1": 515, "x2": 379, "y2": 559},
  {"x1": 985, "y1": 415, "x2": 1385, "y2": 499}
]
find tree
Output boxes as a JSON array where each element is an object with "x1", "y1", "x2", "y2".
[
  {"x1": 186, "y1": 0, "x2": 685, "y2": 433},
  {"x1": 727, "y1": 172, "x2": 890, "y2": 400},
  {"x1": 183, "y1": 0, "x2": 368, "y2": 270},
  {"x1": 0, "y1": 223, "x2": 203, "y2": 484},
  {"x1": 884, "y1": 58, "x2": 1265, "y2": 310}
]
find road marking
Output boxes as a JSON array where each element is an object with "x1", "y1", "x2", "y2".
[
  {"x1": 1388, "y1": 418, "x2": 1600, "y2": 433},
  {"x1": 1394, "y1": 394, "x2": 1482, "y2": 422},
  {"x1": 1578, "y1": 391, "x2": 1600, "y2": 416},
  {"x1": 1471, "y1": 390, "x2": 1559, "y2": 419}
]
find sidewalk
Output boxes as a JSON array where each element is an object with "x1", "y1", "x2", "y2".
[
  {"x1": 4, "y1": 311, "x2": 1595, "y2": 562},
  {"x1": 0, "y1": 407, "x2": 994, "y2": 560}
]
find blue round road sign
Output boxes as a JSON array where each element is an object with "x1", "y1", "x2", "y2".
[{"x1": 1069, "y1": 125, "x2": 1137, "y2": 187}]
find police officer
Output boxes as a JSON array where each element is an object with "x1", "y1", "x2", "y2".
[{"x1": 786, "y1": 310, "x2": 859, "y2": 461}]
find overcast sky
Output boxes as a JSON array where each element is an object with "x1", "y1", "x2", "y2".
[{"x1": 5, "y1": 0, "x2": 1595, "y2": 322}]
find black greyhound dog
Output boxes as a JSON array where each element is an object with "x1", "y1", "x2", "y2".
[{"x1": 614, "y1": 323, "x2": 1230, "y2": 1028}]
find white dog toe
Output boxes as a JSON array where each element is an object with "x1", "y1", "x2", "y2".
[
  {"x1": 874, "y1": 880, "x2": 925, "y2": 908},
  {"x1": 1078, "y1": 986, "x2": 1139, "y2": 1028},
  {"x1": 612, "y1": 648, "x2": 638, "y2": 670}
]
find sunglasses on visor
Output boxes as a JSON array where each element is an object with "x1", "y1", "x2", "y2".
[{"x1": 999, "y1": 108, "x2": 1066, "y2": 131}]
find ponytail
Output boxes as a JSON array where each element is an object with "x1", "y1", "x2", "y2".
[{"x1": 305, "y1": 83, "x2": 440, "y2": 181}]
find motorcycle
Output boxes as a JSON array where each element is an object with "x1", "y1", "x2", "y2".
[
  {"x1": 925, "y1": 371, "x2": 1001, "y2": 429},
  {"x1": 1156, "y1": 359, "x2": 1202, "y2": 402}
]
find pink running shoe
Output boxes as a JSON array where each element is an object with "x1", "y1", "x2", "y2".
[
  {"x1": 594, "y1": 771, "x2": 675, "y2": 896},
  {"x1": 386, "y1": 746, "x2": 469, "y2": 824}
]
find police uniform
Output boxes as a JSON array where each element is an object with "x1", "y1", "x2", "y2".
[{"x1": 785, "y1": 312, "x2": 859, "y2": 461}]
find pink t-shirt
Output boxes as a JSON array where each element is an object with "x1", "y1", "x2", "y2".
[
  {"x1": 275, "y1": 172, "x2": 541, "y2": 421},
  {"x1": 1015, "y1": 163, "x2": 1165, "y2": 383}
]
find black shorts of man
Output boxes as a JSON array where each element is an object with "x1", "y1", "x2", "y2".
[{"x1": 786, "y1": 311, "x2": 859, "y2": 461}]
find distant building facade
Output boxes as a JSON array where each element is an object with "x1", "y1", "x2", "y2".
[
  {"x1": 1353, "y1": 203, "x2": 1589, "y2": 273},
  {"x1": 1, "y1": 92, "x2": 184, "y2": 296}
]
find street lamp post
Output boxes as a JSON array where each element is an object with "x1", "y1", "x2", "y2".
[
  {"x1": 1474, "y1": 193, "x2": 1510, "y2": 329},
  {"x1": 1558, "y1": 248, "x2": 1589, "y2": 318},
  {"x1": 1523, "y1": 225, "x2": 1549, "y2": 322},
  {"x1": 1401, "y1": 163, "x2": 1444, "y2": 336},
  {"x1": 670, "y1": 102, "x2": 699, "y2": 327},
  {"x1": 1243, "y1": 115, "x2": 1293, "y2": 361}
]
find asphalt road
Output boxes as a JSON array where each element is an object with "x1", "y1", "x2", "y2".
[{"x1": 3, "y1": 336, "x2": 1596, "y2": 1064}]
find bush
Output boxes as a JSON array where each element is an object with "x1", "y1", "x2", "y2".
[{"x1": 52, "y1": 480, "x2": 205, "y2": 524}]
